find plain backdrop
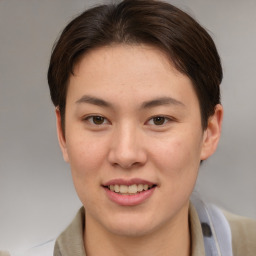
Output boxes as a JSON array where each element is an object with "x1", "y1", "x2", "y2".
[{"x1": 0, "y1": 0, "x2": 256, "y2": 253}]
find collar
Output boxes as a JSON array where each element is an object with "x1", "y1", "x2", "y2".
[{"x1": 54, "y1": 204, "x2": 205, "y2": 256}]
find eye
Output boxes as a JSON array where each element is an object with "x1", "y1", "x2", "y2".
[
  {"x1": 84, "y1": 115, "x2": 109, "y2": 125},
  {"x1": 147, "y1": 116, "x2": 171, "y2": 126}
]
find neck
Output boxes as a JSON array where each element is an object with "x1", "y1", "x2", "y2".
[{"x1": 84, "y1": 204, "x2": 191, "y2": 256}]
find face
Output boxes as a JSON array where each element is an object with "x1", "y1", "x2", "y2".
[{"x1": 56, "y1": 44, "x2": 222, "y2": 238}]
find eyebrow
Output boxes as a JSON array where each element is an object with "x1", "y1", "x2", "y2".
[
  {"x1": 141, "y1": 97, "x2": 185, "y2": 109},
  {"x1": 76, "y1": 95, "x2": 184, "y2": 109},
  {"x1": 76, "y1": 95, "x2": 112, "y2": 108}
]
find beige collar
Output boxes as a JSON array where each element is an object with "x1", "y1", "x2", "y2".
[{"x1": 54, "y1": 204, "x2": 205, "y2": 256}]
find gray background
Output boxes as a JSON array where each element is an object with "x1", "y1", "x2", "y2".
[{"x1": 0, "y1": 0, "x2": 255, "y2": 252}]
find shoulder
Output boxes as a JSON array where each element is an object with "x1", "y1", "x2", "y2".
[
  {"x1": 223, "y1": 210, "x2": 256, "y2": 256},
  {"x1": 0, "y1": 251, "x2": 10, "y2": 256},
  {"x1": 54, "y1": 207, "x2": 86, "y2": 256}
]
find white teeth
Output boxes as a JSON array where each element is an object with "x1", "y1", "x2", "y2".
[
  {"x1": 108, "y1": 184, "x2": 154, "y2": 194},
  {"x1": 119, "y1": 185, "x2": 128, "y2": 193},
  {"x1": 128, "y1": 184, "x2": 137, "y2": 194},
  {"x1": 114, "y1": 184, "x2": 120, "y2": 193},
  {"x1": 137, "y1": 184, "x2": 143, "y2": 192},
  {"x1": 143, "y1": 184, "x2": 149, "y2": 190}
]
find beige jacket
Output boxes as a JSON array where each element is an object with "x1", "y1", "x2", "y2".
[
  {"x1": 54, "y1": 205, "x2": 256, "y2": 256},
  {"x1": 0, "y1": 251, "x2": 10, "y2": 256}
]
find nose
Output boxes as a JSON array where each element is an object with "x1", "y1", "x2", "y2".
[{"x1": 107, "y1": 124, "x2": 147, "y2": 169}]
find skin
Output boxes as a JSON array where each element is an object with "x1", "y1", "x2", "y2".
[{"x1": 56, "y1": 44, "x2": 223, "y2": 256}]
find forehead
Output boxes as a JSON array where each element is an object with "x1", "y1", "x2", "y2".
[
  {"x1": 73, "y1": 44, "x2": 176, "y2": 81},
  {"x1": 67, "y1": 44, "x2": 199, "y2": 109}
]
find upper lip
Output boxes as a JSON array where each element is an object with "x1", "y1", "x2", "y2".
[{"x1": 103, "y1": 178, "x2": 156, "y2": 187}]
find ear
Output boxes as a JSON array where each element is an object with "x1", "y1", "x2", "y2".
[
  {"x1": 200, "y1": 104, "x2": 223, "y2": 160},
  {"x1": 56, "y1": 108, "x2": 69, "y2": 162}
]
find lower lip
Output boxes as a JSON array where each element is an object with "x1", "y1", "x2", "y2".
[{"x1": 103, "y1": 186, "x2": 156, "y2": 206}]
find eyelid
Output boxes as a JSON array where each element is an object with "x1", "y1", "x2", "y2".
[
  {"x1": 82, "y1": 114, "x2": 111, "y2": 125},
  {"x1": 146, "y1": 115, "x2": 175, "y2": 126}
]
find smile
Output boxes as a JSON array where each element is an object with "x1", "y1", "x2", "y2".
[
  {"x1": 107, "y1": 184, "x2": 155, "y2": 195},
  {"x1": 103, "y1": 178, "x2": 157, "y2": 206}
]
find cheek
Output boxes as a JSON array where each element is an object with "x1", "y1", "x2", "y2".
[
  {"x1": 66, "y1": 134, "x2": 108, "y2": 180},
  {"x1": 151, "y1": 133, "x2": 202, "y2": 178},
  {"x1": 66, "y1": 136, "x2": 109, "y2": 206}
]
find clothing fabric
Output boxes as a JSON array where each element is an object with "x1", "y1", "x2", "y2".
[
  {"x1": 190, "y1": 195, "x2": 233, "y2": 255},
  {"x1": 54, "y1": 203, "x2": 256, "y2": 256},
  {"x1": 0, "y1": 251, "x2": 11, "y2": 256}
]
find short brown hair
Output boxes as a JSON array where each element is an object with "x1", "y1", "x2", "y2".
[{"x1": 48, "y1": 0, "x2": 222, "y2": 130}]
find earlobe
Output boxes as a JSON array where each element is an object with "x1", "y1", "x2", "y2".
[
  {"x1": 200, "y1": 104, "x2": 223, "y2": 160},
  {"x1": 55, "y1": 108, "x2": 69, "y2": 162}
]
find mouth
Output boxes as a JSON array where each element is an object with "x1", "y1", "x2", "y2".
[
  {"x1": 104, "y1": 184, "x2": 157, "y2": 195},
  {"x1": 102, "y1": 179, "x2": 157, "y2": 205}
]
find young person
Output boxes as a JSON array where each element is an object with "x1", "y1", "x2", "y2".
[{"x1": 45, "y1": 0, "x2": 255, "y2": 255}]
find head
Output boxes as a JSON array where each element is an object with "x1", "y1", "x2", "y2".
[
  {"x1": 48, "y1": 0, "x2": 222, "y2": 133},
  {"x1": 47, "y1": 0, "x2": 223, "y2": 241}
]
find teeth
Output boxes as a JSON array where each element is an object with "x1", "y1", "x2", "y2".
[
  {"x1": 120, "y1": 185, "x2": 128, "y2": 193},
  {"x1": 114, "y1": 184, "x2": 120, "y2": 193},
  {"x1": 128, "y1": 184, "x2": 137, "y2": 194},
  {"x1": 137, "y1": 184, "x2": 143, "y2": 192},
  {"x1": 107, "y1": 184, "x2": 154, "y2": 194},
  {"x1": 143, "y1": 184, "x2": 149, "y2": 190}
]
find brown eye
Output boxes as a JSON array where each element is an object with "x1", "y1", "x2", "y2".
[
  {"x1": 92, "y1": 116, "x2": 105, "y2": 125},
  {"x1": 85, "y1": 115, "x2": 107, "y2": 125},
  {"x1": 152, "y1": 116, "x2": 166, "y2": 125}
]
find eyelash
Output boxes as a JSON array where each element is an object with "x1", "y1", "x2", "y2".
[
  {"x1": 146, "y1": 116, "x2": 174, "y2": 126},
  {"x1": 83, "y1": 115, "x2": 110, "y2": 126}
]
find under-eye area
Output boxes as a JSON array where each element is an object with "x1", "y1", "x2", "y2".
[{"x1": 104, "y1": 184, "x2": 157, "y2": 195}]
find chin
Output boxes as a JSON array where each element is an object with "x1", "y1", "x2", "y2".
[
  {"x1": 108, "y1": 222, "x2": 155, "y2": 238},
  {"x1": 102, "y1": 212, "x2": 160, "y2": 237}
]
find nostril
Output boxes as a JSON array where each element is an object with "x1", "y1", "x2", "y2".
[
  {"x1": 107, "y1": 138, "x2": 147, "y2": 169},
  {"x1": 112, "y1": 161, "x2": 141, "y2": 169}
]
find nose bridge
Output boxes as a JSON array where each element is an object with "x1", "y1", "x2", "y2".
[{"x1": 108, "y1": 121, "x2": 146, "y2": 168}]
